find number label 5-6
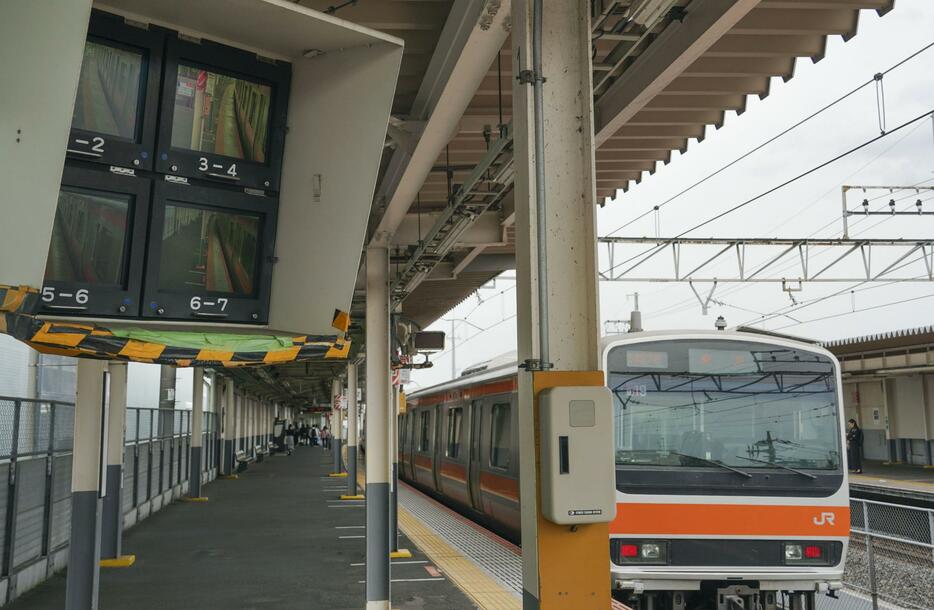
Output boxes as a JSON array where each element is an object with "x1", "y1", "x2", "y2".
[{"x1": 42, "y1": 287, "x2": 89, "y2": 304}]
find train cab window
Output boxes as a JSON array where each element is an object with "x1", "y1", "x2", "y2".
[
  {"x1": 446, "y1": 407, "x2": 463, "y2": 458},
  {"x1": 418, "y1": 411, "x2": 431, "y2": 452},
  {"x1": 490, "y1": 403, "x2": 511, "y2": 469}
]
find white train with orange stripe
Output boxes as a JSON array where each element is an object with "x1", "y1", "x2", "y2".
[{"x1": 402, "y1": 329, "x2": 849, "y2": 610}]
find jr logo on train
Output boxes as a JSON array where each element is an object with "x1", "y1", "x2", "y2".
[{"x1": 401, "y1": 329, "x2": 849, "y2": 610}]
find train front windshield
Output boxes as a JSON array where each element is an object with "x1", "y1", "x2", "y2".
[{"x1": 607, "y1": 339, "x2": 841, "y2": 471}]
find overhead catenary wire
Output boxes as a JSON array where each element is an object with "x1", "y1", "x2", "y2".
[
  {"x1": 772, "y1": 291, "x2": 934, "y2": 331},
  {"x1": 602, "y1": 108, "x2": 934, "y2": 280},
  {"x1": 602, "y1": 40, "x2": 934, "y2": 238}
]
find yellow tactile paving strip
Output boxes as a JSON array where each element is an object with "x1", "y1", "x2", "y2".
[
  {"x1": 354, "y1": 469, "x2": 519, "y2": 610},
  {"x1": 397, "y1": 506, "x2": 520, "y2": 610}
]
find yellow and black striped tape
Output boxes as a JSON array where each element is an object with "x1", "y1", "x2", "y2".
[{"x1": 0, "y1": 285, "x2": 351, "y2": 367}]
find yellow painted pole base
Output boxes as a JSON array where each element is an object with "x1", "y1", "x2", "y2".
[
  {"x1": 340, "y1": 494, "x2": 364, "y2": 500},
  {"x1": 221, "y1": 474, "x2": 239, "y2": 480},
  {"x1": 100, "y1": 555, "x2": 136, "y2": 568},
  {"x1": 182, "y1": 496, "x2": 209, "y2": 502},
  {"x1": 390, "y1": 549, "x2": 413, "y2": 559},
  {"x1": 328, "y1": 472, "x2": 348, "y2": 478}
]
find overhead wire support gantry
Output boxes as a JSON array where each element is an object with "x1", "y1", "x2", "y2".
[{"x1": 597, "y1": 237, "x2": 934, "y2": 284}]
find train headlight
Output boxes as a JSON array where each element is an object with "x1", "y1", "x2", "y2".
[
  {"x1": 783, "y1": 542, "x2": 831, "y2": 565},
  {"x1": 784, "y1": 544, "x2": 803, "y2": 561},
  {"x1": 641, "y1": 543, "x2": 662, "y2": 560},
  {"x1": 611, "y1": 540, "x2": 669, "y2": 565}
]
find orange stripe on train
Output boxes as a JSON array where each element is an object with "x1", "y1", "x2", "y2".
[{"x1": 610, "y1": 503, "x2": 850, "y2": 537}]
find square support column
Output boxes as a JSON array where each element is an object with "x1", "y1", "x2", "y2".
[
  {"x1": 188, "y1": 367, "x2": 206, "y2": 499},
  {"x1": 365, "y1": 246, "x2": 391, "y2": 610},
  {"x1": 345, "y1": 362, "x2": 362, "y2": 497},
  {"x1": 332, "y1": 378, "x2": 344, "y2": 474},
  {"x1": 511, "y1": 1, "x2": 607, "y2": 608},
  {"x1": 221, "y1": 379, "x2": 236, "y2": 476},
  {"x1": 66, "y1": 359, "x2": 109, "y2": 609},
  {"x1": 100, "y1": 362, "x2": 132, "y2": 565}
]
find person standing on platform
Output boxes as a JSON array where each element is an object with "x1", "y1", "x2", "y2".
[
  {"x1": 321, "y1": 425, "x2": 330, "y2": 450},
  {"x1": 311, "y1": 424, "x2": 319, "y2": 446},
  {"x1": 300, "y1": 422, "x2": 309, "y2": 446},
  {"x1": 847, "y1": 419, "x2": 864, "y2": 474},
  {"x1": 285, "y1": 424, "x2": 296, "y2": 455}
]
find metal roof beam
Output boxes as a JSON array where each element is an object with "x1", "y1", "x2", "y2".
[
  {"x1": 593, "y1": 0, "x2": 761, "y2": 146},
  {"x1": 371, "y1": 0, "x2": 510, "y2": 246}
]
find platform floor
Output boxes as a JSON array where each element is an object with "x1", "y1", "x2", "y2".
[
  {"x1": 851, "y1": 460, "x2": 934, "y2": 493},
  {"x1": 9, "y1": 444, "x2": 478, "y2": 609}
]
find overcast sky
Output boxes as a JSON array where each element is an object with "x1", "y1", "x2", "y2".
[{"x1": 411, "y1": 3, "x2": 934, "y2": 391}]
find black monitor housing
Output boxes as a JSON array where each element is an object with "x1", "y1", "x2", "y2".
[
  {"x1": 156, "y1": 35, "x2": 290, "y2": 191},
  {"x1": 44, "y1": 10, "x2": 290, "y2": 325},
  {"x1": 142, "y1": 181, "x2": 278, "y2": 324},
  {"x1": 66, "y1": 10, "x2": 163, "y2": 171},
  {"x1": 39, "y1": 165, "x2": 151, "y2": 318}
]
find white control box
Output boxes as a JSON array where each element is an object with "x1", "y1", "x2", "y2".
[{"x1": 539, "y1": 386, "x2": 617, "y2": 525}]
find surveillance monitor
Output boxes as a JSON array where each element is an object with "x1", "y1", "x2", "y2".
[
  {"x1": 39, "y1": 166, "x2": 151, "y2": 318},
  {"x1": 66, "y1": 10, "x2": 163, "y2": 170},
  {"x1": 142, "y1": 181, "x2": 278, "y2": 324},
  {"x1": 156, "y1": 35, "x2": 290, "y2": 191}
]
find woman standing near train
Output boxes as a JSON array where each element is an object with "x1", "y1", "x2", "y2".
[{"x1": 847, "y1": 419, "x2": 864, "y2": 474}]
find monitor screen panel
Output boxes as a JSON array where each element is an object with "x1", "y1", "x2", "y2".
[
  {"x1": 158, "y1": 203, "x2": 260, "y2": 297},
  {"x1": 72, "y1": 40, "x2": 144, "y2": 141},
  {"x1": 156, "y1": 35, "x2": 290, "y2": 191},
  {"x1": 40, "y1": 167, "x2": 151, "y2": 318},
  {"x1": 143, "y1": 180, "x2": 277, "y2": 324},
  {"x1": 170, "y1": 65, "x2": 272, "y2": 164},
  {"x1": 66, "y1": 11, "x2": 164, "y2": 170},
  {"x1": 45, "y1": 187, "x2": 131, "y2": 285}
]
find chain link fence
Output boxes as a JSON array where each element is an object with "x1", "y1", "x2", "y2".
[
  {"x1": 0, "y1": 397, "x2": 74, "y2": 578},
  {"x1": 0, "y1": 398, "x2": 221, "y2": 587},
  {"x1": 818, "y1": 498, "x2": 934, "y2": 610}
]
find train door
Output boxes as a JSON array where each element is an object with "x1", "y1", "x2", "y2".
[
  {"x1": 467, "y1": 399, "x2": 483, "y2": 511},
  {"x1": 432, "y1": 406, "x2": 444, "y2": 491}
]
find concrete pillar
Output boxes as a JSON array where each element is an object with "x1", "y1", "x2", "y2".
[
  {"x1": 222, "y1": 379, "x2": 236, "y2": 476},
  {"x1": 511, "y1": 1, "x2": 607, "y2": 608},
  {"x1": 333, "y1": 378, "x2": 344, "y2": 474},
  {"x1": 344, "y1": 362, "x2": 361, "y2": 497},
  {"x1": 188, "y1": 367, "x2": 205, "y2": 499},
  {"x1": 66, "y1": 360, "x2": 108, "y2": 610},
  {"x1": 100, "y1": 362, "x2": 129, "y2": 562},
  {"x1": 389, "y1": 384, "x2": 399, "y2": 553},
  {"x1": 157, "y1": 365, "x2": 175, "y2": 435},
  {"x1": 365, "y1": 246, "x2": 391, "y2": 610}
]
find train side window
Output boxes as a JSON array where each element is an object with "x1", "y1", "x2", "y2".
[
  {"x1": 418, "y1": 411, "x2": 431, "y2": 452},
  {"x1": 446, "y1": 407, "x2": 463, "y2": 458},
  {"x1": 490, "y1": 403, "x2": 511, "y2": 469}
]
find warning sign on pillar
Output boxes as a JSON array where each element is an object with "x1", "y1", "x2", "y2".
[{"x1": 391, "y1": 370, "x2": 401, "y2": 388}]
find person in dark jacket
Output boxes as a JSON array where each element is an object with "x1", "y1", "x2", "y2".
[{"x1": 847, "y1": 418, "x2": 864, "y2": 474}]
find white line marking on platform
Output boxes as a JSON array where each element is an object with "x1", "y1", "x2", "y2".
[
  {"x1": 350, "y1": 560, "x2": 427, "y2": 567},
  {"x1": 356, "y1": 578, "x2": 445, "y2": 584},
  {"x1": 339, "y1": 535, "x2": 365, "y2": 539},
  {"x1": 336, "y1": 525, "x2": 365, "y2": 529}
]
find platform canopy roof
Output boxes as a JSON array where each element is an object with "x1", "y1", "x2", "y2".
[{"x1": 231, "y1": 0, "x2": 894, "y2": 405}]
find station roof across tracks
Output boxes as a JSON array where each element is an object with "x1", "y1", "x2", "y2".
[{"x1": 232, "y1": 0, "x2": 896, "y2": 405}]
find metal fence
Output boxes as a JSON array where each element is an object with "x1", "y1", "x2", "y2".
[
  {"x1": 0, "y1": 398, "x2": 220, "y2": 587},
  {"x1": 818, "y1": 498, "x2": 934, "y2": 610},
  {"x1": 0, "y1": 397, "x2": 74, "y2": 579}
]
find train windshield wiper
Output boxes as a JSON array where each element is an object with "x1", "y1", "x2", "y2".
[
  {"x1": 734, "y1": 455, "x2": 817, "y2": 480},
  {"x1": 668, "y1": 451, "x2": 752, "y2": 478}
]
